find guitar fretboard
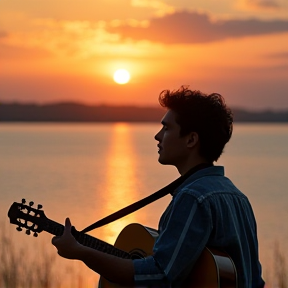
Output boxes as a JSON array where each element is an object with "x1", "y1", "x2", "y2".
[{"x1": 44, "y1": 218, "x2": 131, "y2": 259}]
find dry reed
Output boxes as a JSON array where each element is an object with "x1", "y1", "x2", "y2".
[{"x1": 1, "y1": 222, "x2": 287, "y2": 288}]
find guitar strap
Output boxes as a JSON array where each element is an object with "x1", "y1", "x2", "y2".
[{"x1": 80, "y1": 163, "x2": 212, "y2": 233}]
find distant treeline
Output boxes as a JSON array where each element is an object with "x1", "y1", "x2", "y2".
[{"x1": 0, "y1": 102, "x2": 288, "y2": 122}]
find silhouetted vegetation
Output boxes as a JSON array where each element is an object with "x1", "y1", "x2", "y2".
[
  {"x1": 274, "y1": 242, "x2": 287, "y2": 288},
  {"x1": 0, "y1": 224, "x2": 59, "y2": 288},
  {"x1": 0, "y1": 221, "x2": 287, "y2": 288},
  {"x1": 0, "y1": 222, "x2": 89, "y2": 288},
  {"x1": 0, "y1": 102, "x2": 288, "y2": 122}
]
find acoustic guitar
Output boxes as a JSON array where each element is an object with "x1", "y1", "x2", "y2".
[{"x1": 8, "y1": 200, "x2": 238, "y2": 288}]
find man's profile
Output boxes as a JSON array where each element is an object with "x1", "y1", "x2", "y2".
[{"x1": 52, "y1": 86, "x2": 265, "y2": 288}]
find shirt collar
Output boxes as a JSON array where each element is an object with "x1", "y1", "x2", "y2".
[{"x1": 171, "y1": 165, "x2": 225, "y2": 196}]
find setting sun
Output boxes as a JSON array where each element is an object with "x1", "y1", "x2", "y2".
[{"x1": 113, "y1": 69, "x2": 130, "y2": 85}]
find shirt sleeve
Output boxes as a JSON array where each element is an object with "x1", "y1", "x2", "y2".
[{"x1": 133, "y1": 191, "x2": 212, "y2": 286}]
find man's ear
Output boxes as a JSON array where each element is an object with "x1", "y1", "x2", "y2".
[{"x1": 187, "y1": 132, "x2": 199, "y2": 148}]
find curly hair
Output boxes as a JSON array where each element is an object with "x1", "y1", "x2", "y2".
[{"x1": 158, "y1": 86, "x2": 233, "y2": 162}]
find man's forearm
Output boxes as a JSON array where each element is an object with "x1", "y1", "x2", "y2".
[
  {"x1": 52, "y1": 218, "x2": 135, "y2": 286},
  {"x1": 76, "y1": 245, "x2": 135, "y2": 286}
]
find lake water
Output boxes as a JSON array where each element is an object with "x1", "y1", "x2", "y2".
[{"x1": 0, "y1": 122, "x2": 288, "y2": 287}]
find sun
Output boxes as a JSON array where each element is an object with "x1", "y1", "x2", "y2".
[{"x1": 113, "y1": 69, "x2": 130, "y2": 85}]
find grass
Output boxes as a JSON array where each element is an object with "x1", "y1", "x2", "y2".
[
  {"x1": 0, "y1": 225, "x2": 58, "y2": 288},
  {"x1": 273, "y1": 241, "x2": 287, "y2": 288},
  {"x1": 0, "y1": 221, "x2": 91, "y2": 288},
  {"x1": 1, "y1": 222, "x2": 287, "y2": 288}
]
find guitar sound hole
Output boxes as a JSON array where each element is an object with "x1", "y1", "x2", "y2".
[{"x1": 129, "y1": 249, "x2": 147, "y2": 259}]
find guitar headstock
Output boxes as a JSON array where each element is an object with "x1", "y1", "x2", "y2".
[{"x1": 8, "y1": 199, "x2": 47, "y2": 237}]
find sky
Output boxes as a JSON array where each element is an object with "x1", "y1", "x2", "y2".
[{"x1": 0, "y1": 0, "x2": 288, "y2": 110}]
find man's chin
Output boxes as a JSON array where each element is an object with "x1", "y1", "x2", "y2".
[
  {"x1": 158, "y1": 157, "x2": 169, "y2": 165},
  {"x1": 158, "y1": 157, "x2": 164, "y2": 164}
]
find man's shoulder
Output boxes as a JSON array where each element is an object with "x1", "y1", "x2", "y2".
[{"x1": 175, "y1": 166, "x2": 245, "y2": 202}]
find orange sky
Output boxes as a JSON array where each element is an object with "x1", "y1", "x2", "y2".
[{"x1": 0, "y1": 0, "x2": 288, "y2": 109}]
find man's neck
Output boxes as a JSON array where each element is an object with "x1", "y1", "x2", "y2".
[
  {"x1": 177, "y1": 159, "x2": 212, "y2": 176},
  {"x1": 181, "y1": 163, "x2": 213, "y2": 177}
]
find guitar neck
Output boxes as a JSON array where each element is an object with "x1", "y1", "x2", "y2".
[{"x1": 45, "y1": 218, "x2": 131, "y2": 259}]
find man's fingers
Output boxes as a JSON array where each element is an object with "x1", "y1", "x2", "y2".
[
  {"x1": 51, "y1": 236, "x2": 60, "y2": 246},
  {"x1": 65, "y1": 217, "x2": 72, "y2": 228},
  {"x1": 52, "y1": 218, "x2": 74, "y2": 248},
  {"x1": 64, "y1": 217, "x2": 72, "y2": 234}
]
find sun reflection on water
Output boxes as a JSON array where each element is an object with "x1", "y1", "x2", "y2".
[{"x1": 99, "y1": 123, "x2": 143, "y2": 244}]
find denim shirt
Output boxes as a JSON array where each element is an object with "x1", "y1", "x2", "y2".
[{"x1": 133, "y1": 166, "x2": 265, "y2": 288}]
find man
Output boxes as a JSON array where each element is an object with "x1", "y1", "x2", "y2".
[{"x1": 52, "y1": 86, "x2": 265, "y2": 288}]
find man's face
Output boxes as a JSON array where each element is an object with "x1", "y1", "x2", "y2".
[{"x1": 154, "y1": 110, "x2": 190, "y2": 169}]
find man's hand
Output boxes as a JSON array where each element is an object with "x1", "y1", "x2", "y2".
[
  {"x1": 51, "y1": 218, "x2": 135, "y2": 285},
  {"x1": 52, "y1": 217, "x2": 83, "y2": 259}
]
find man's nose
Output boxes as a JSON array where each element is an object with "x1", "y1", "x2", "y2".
[{"x1": 154, "y1": 131, "x2": 160, "y2": 141}]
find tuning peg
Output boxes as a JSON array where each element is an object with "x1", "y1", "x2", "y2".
[
  {"x1": 29, "y1": 201, "x2": 34, "y2": 207},
  {"x1": 22, "y1": 199, "x2": 26, "y2": 204},
  {"x1": 33, "y1": 232, "x2": 38, "y2": 237},
  {"x1": 26, "y1": 230, "x2": 31, "y2": 235},
  {"x1": 16, "y1": 227, "x2": 22, "y2": 232},
  {"x1": 37, "y1": 204, "x2": 43, "y2": 209}
]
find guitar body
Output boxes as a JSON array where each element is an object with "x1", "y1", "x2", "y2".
[
  {"x1": 99, "y1": 224, "x2": 159, "y2": 288},
  {"x1": 184, "y1": 247, "x2": 238, "y2": 288},
  {"x1": 99, "y1": 223, "x2": 237, "y2": 288},
  {"x1": 8, "y1": 202, "x2": 237, "y2": 288}
]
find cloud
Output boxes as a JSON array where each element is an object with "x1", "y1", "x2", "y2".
[
  {"x1": 266, "y1": 51, "x2": 288, "y2": 59},
  {"x1": 107, "y1": 10, "x2": 288, "y2": 44},
  {"x1": 0, "y1": 31, "x2": 8, "y2": 38},
  {"x1": 1, "y1": 20, "x2": 119, "y2": 59},
  {"x1": 131, "y1": 0, "x2": 175, "y2": 17},
  {"x1": 0, "y1": 43, "x2": 52, "y2": 59},
  {"x1": 246, "y1": 0, "x2": 280, "y2": 9},
  {"x1": 0, "y1": 19, "x2": 162, "y2": 61}
]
